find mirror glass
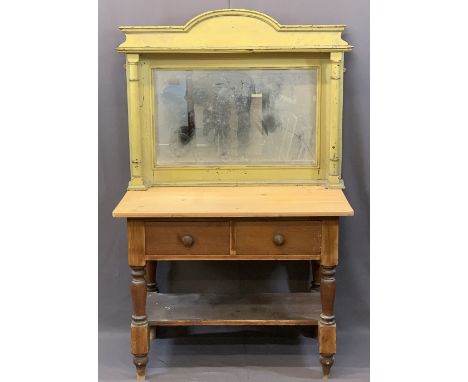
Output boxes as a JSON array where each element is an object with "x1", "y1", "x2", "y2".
[{"x1": 154, "y1": 68, "x2": 317, "y2": 166}]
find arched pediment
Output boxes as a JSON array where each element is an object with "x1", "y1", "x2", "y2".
[
  {"x1": 181, "y1": 9, "x2": 284, "y2": 32},
  {"x1": 118, "y1": 9, "x2": 352, "y2": 53}
]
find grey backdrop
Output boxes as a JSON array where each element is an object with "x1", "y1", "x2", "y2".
[{"x1": 99, "y1": 1, "x2": 369, "y2": 380}]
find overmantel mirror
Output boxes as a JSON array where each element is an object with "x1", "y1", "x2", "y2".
[{"x1": 118, "y1": 9, "x2": 352, "y2": 189}]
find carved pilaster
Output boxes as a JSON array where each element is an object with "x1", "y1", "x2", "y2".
[
  {"x1": 126, "y1": 53, "x2": 147, "y2": 190},
  {"x1": 328, "y1": 52, "x2": 343, "y2": 187},
  {"x1": 130, "y1": 266, "x2": 148, "y2": 380}
]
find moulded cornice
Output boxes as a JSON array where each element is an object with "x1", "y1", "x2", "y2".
[{"x1": 118, "y1": 9, "x2": 352, "y2": 53}]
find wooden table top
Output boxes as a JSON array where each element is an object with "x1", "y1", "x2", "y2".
[{"x1": 113, "y1": 185, "x2": 353, "y2": 218}]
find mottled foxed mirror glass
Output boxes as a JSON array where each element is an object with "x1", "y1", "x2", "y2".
[{"x1": 154, "y1": 69, "x2": 317, "y2": 166}]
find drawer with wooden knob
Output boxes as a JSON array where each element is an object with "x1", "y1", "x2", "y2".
[
  {"x1": 234, "y1": 221, "x2": 322, "y2": 256},
  {"x1": 145, "y1": 221, "x2": 230, "y2": 255}
]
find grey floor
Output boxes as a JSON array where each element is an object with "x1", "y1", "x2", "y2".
[{"x1": 99, "y1": 326, "x2": 369, "y2": 381}]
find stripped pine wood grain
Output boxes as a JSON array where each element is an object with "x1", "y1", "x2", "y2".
[{"x1": 113, "y1": 186, "x2": 353, "y2": 218}]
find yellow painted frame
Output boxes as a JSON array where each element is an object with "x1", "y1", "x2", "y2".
[
  {"x1": 118, "y1": 9, "x2": 352, "y2": 189},
  {"x1": 143, "y1": 55, "x2": 324, "y2": 185}
]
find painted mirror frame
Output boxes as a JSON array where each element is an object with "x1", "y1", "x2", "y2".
[{"x1": 118, "y1": 9, "x2": 352, "y2": 189}]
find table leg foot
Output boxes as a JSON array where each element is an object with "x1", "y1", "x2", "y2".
[
  {"x1": 134, "y1": 355, "x2": 147, "y2": 380},
  {"x1": 320, "y1": 353, "x2": 334, "y2": 379}
]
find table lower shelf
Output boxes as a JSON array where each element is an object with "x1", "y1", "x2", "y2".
[{"x1": 147, "y1": 292, "x2": 321, "y2": 326}]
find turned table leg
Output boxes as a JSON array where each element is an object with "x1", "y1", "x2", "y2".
[
  {"x1": 310, "y1": 260, "x2": 321, "y2": 291},
  {"x1": 319, "y1": 218, "x2": 338, "y2": 379},
  {"x1": 128, "y1": 220, "x2": 149, "y2": 380},
  {"x1": 145, "y1": 261, "x2": 158, "y2": 341},
  {"x1": 131, "y1": 266, "x2": 149, "y2": 380},
  {"x1": 145, "y1": 261, "x2": 159, "y2": 293},
  {"x1": 319, "y1": 266, "x2": 336, "y2": 378},
  {"x1": 309, "y1": 260, "x2": 321, "y2": 337}
]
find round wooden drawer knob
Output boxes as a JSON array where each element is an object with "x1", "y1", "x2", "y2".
[
  {"x1": 273, "y1": 233, "x2": 285, "y2": 246},
  {"x1": 181, "y1": 235, "x2": 194, "y2": 247}
]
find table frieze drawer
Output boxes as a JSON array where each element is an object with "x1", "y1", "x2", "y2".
[
  {"x1": 234, "y1": 220, "x2": 322, "y2": 255},
  {"x1": 145, "y1": 221, "x2": 230, "y2": 255}
]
